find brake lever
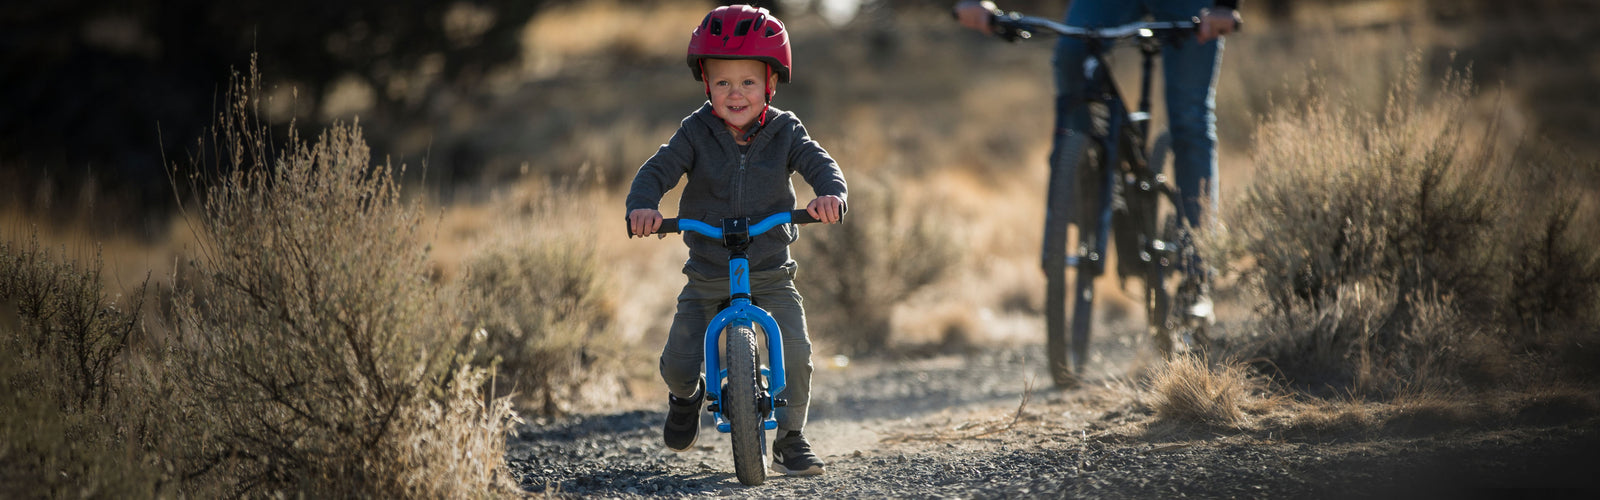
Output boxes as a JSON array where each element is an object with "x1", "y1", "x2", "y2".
[
  {"x1": 992, "y1": 11, "x2": 1030, "y2": 43},
  {"x1": 950, "y1": 3, "x2": 1027, "y2": 42}
]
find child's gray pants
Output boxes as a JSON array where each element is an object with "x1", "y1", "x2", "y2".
[{"x1": 660, "y1": 261, "x2": 813, "y2": 433}]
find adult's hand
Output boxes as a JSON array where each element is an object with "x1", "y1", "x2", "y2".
[
  {"x1": 954, "y1": 1, "x2": 998, "y2": 35},
  {"x1": 1197, "y1": 7, "x2": 1242, "y2": 43}
]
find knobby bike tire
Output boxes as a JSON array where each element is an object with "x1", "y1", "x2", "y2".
[
  {"x1": 1044, "y1": 133, "x2": 1089, "y2": 387},
  {"x1": 1151, "y1": 213, "x2": 1183, "y2": 357},
  {"x1": 1069, "y1": 251, "x2": 1096, "y2": 376},
  {"x1": 1146, "y1": 132, "x2": 1177, "y2": 358},
  {"x1": 1070, "y1": 131, "x2": 1107, "y2": 377},
  {"x1": 725, "y1": 324, "x2": 767, "y2": 486}
]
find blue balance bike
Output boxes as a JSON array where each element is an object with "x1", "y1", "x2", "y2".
[{"x1": 643, "y1": 209, "x2": 827, "y2": 486}]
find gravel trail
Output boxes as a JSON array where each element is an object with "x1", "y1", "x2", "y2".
[{"x1": 506, "y1": 344, "x2": 1600, "y2": 498}]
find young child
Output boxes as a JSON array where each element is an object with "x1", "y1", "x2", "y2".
[{"x1": 625, "y1": 4, "x2": 846, "y2": 477}]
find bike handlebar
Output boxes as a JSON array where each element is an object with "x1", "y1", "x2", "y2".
[
  {"x1": 990, "y1": 14, "x2": 1196, "y2": 42},
  {"x1": 954, "y1": 6, "x2": 1198, "y2": 43},
  {"x1": 630, "y1": 209, "x2": 826, "y2": 239}
]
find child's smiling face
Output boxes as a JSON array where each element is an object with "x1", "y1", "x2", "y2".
[{"x1": 703, "y1": 58, "x2": 777, "y2": 133}]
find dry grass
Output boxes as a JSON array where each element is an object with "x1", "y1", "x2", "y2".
[
  {"x1": 1147, "y1": 355, "x2": 1256, "y2": 428},
  {"x1": 427, "y1": 175, "x2": 656, "y2": 414},
  {"x1": 793, "y1": 173, "x2": 964, "y2": 355},
  {"x1": 463, "y1": 230, "x2": 623, "y2": 415},
  {"x1": 1211, "y1": 52, "x2": 1600, "y2": 406},
  {"x1": 161, "y1": 64, "x2": 519, "y2": 497},
  {"x1": 519, "y1": 0, "x2": 712, "y2": 77},
  {"x1": 1233, "y1": 56, "x2": 1499, "y2": 314},
  {"x1": 1280, "y1": 397, "x2": 1377, "y2": 436},
  {"x1": 0, "y1": 236, "x2": 167, "y2": 498},
  {"x1": 9, "y1": 7, "x2": 1600, "y2": 483},
  {"x1": 0, "y1": 235, "x2": 145, "y2": 412}
]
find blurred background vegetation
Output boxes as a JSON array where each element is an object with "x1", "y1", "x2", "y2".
[
  {"x1": 3, "y1": 0, "x2": 1599, "y2": 496},
  {"x1": 6, "y1": 0, "x2": 1597, "y2": 233}
]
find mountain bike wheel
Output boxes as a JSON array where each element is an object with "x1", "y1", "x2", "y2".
[
  {"x1": 724, "y1": 324, "x2": 768, "y2": 486},
  {"x1": 1071, "y1": 133, "x2": 1107, "y2": 378},
  {"x1": 1044, "y1": 133, "x2": 1092, "y2": 387},
  {"x1": 1145, "y1": 132, "x2": 1177, "y2": 358},
  {"x1": 1148, "y1": 213, "x2": 1180, "y2": 358},
  {"x1": 1069, "y1": 223, "x2": 1099, "y2": 378}
]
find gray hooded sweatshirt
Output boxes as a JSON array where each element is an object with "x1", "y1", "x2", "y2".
[{"x1": 626, "y1": 103, "x2": 848, "y2": 278}]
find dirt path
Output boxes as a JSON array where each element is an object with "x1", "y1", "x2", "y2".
[{"x1": 505, "y1": 342, "x2": 1600, "y2": 498}]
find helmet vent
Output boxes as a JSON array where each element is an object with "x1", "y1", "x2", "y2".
[
  {"x1": 734, "y1": 19, "x2": 752, "y2": 36},
  {"x1": 709, "y1": 18, "x2": 722, "y2": 36}
]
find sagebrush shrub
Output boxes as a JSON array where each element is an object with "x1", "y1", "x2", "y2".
[
  {"x1": 0, "y1": 235, "x2": 164, "y2": 497},
  {"x1": 1239, "y1": 62, "x2": 1504, "y2": 318},
  {"x1": 464, "y1": 233, "x2": 619, "y2": 415},
  {"x1": 793, "y1": 174, "x2": 961, "y2": 354},
  {"x1": 167, "y1": 66, "x2": 516, "y2": 498},
  {"x1": 1223, "y1": 57, "x2": 1600, "y2": 396},
  {"x1": 0, "y1": 235, "x2": 145, "y2": 411}
]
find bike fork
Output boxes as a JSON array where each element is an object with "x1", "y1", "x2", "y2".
[{"x1": 702, "y1": 251, "x2": 787, "y2": 434}]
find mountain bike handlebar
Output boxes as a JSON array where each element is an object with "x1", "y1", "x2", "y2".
[
  {"x1": 990, "y1": 14, "x2": 1196, "y2": 42},
  {"x1": 634, "y1": 209, "x2": 825, "y2": 238}
]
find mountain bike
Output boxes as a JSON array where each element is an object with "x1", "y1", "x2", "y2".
[
  {"x1": 639, "y1": 209, "x2": 827, "y2": 486},
  {"x1": 986, "y1": 12, "x2": 1212, "y2": 387}
]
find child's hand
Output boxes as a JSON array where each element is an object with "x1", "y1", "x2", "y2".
[
  {"x1": 629, "y1": 208, "x2": 665, "y2": 237},
  {"x1": 806, "y1": 195, "x2": 844, "y2": 224}
]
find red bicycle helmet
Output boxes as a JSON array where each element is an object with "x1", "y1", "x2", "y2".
[{"x1": 687, "y1": 5, "x2": 792, "y2": 86}]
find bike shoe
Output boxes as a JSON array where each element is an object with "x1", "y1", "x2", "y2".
[
  {"x1": 771, "y1": 430, "x2": 826, "y2": 476},
  {"x1": 662, "y1": 379, "x2": 704, "y2": 452},
  {"x1": 1178, "y1": 275, "x2": 1216, "y2": 326}
]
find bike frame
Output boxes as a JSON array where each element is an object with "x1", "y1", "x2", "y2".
[
  {"x1": 1069, "y1": 22, "x2": 1189, "y2": 275},
  {"x1": 990, "y1": 14, "x2": 1193, "y2": 273},
  {"x1": 656, "y1": 211, "x2": 815, "y2": 433},
  {"x1": 991, "y1": 13, "x2": 1199, "y2": 379}
]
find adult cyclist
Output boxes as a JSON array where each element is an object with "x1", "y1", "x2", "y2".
[{"x1": 955, "y1": 0, "x2": 1242, "y2": 320}]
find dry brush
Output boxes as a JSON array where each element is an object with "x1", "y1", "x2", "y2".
[{"x1": 162, "y1": 65, "x2": 519, "y2": 498}]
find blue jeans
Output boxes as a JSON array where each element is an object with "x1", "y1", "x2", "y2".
[{"x1": 1050, "y1": 0, "x2": 1222, "y2": 234}]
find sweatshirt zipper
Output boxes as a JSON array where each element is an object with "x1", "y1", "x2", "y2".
[{"x1": 735, "y1": 152, "x2": 747, "y2": 215}]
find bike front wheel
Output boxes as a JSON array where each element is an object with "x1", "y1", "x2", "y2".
[
  {"x1": 1044, "y1": 132, "x2": 1102, "y2": 386},
  {"x1": 1146, "y1": 131, "x2": 1177, "y2": 358},
  {"x1": 724, "y1": 324, "x2": 768, "y2": 486}
]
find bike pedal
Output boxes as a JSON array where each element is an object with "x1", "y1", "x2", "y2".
[
  {"x1": 774, "y1": 398, "x2": 788, "y2": 408},
  {"x1": 706, "y1": 403, "x2": 720, "y2": 413}
]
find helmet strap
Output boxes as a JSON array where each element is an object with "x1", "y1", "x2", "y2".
[{"x1": 738, "y1": 104, "x2": 769, "y2": 143}]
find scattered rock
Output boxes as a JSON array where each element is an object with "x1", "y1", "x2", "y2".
[{"x1": 503, "y1": 346, "x2": 1600, "y2": 498}]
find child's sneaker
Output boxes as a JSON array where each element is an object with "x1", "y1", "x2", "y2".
[
  {"x1": 663, "y1": 379, "x2": 704, "y2": 452},
  {"x1": 770, "y1": 430, "x2": 826, "y2": 476}
]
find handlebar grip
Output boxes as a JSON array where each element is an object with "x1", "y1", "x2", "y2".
[
  {"x1": 789, "y1": 209, "x2": 820, "y2": 225},
  {"x1": 625, "y1": 216, "x2": 681, "y2": 237}
]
